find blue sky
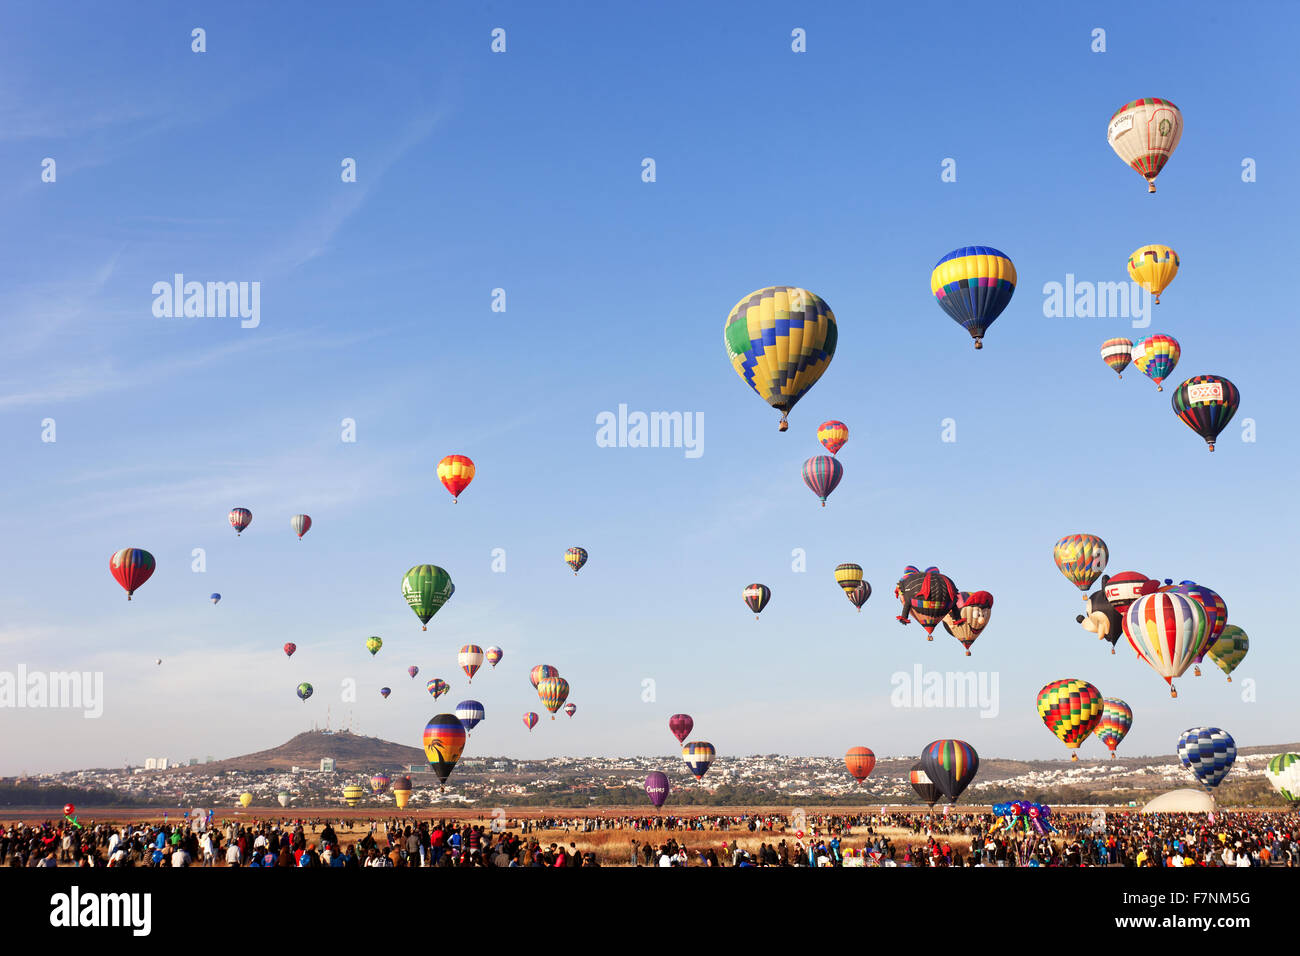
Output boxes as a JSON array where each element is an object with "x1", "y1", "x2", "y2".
[{"x1": 1, "y1": 2, "x2": 1296, "y2": 774}]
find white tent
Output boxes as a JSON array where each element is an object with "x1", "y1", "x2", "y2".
[{"x1": 1140, "y1": 789, "x2": 1214, "y2": 813}]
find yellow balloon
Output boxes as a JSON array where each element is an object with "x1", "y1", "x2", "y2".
[
  {"x1": 238, "y1": 792, "x2": 253, "y2": 808},
  {"x1": 1127, "y1": 245, "x2": 1179, "y2": 304}
]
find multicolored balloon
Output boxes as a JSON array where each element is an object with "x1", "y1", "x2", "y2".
[
  {"x1": 229, "y1": 507, "x2": 252, "y2": 535},
  {"x1": 426, "y1": 678, "x2": 449, "y2": 699},
  {"x1": 724, "y1": 286, "x2": 837, "y2": 431},
  {"x1": 408, "y1": 665, "x2": 419, "y2": 679},
  {"x1": 930, "y1": 246, "x2": 1016, "y2": 349},
  {"x1": 1171, "y1": 375, "x2": 1240, "y2": 452},
  {"x1": 437, "y1": 454, "x2": 475, "y2": 502},
  {"x1": 1096, "y1": 698, "x2": 1134, "y2": 758},
  {"x1": 455, "y1": 699, "x2": 485, "y2": 733},
  {"x1": 1177, "y1": 727, "x2": 1236, "y2": 790},
  {"x1": 920, "y1": 739, "x2": 979, "y2": 803},
  {"x1": 1053, "y1": 535, "x2": 1109, "y2": 594},
  {"x1": 523, "y1": 712, "x2": 539, "y2": 732},
  {"x1": 530, "y1": 664, "x2": 559, "y2": 689},
  {"x1": 941, "y1": 590, "x2": 993, "y2": 655},
  {"x1": 846, "y1": 581, "x2": 871, "y2": 612},
  {"x1": 402, "y1": 565, "x2": 454, "y2": 631},
  {"x1": 1126, "y1": 590, "x2": 1209, "y2": 697},
  {"x1": 817, "y1": 420, "x2": 849, "y2": 455},
  {"x1": 833, "y1": 563, "x2": 863, "y2": 592},
  {"x1": 296, "y1": 682, "x2": 313, "y2": 701},
  {"x1": 564, "y1": 547, "x2": 588, "y2": 575},
  {"x1": 1206, "y1": 625, "x2": 1248, "y2": 681},
  {"x1": 458, "y1": 645, "x2": 484, "y2": 683},
  {"x1": 1131, "y1": 334, "x2": 1180, "y2": 391},
  {"x1": 1037, "y1": 679, "x2": 1104, "y2": 760},
  {"x1": 379, "y1": 687, "x2": 391, "y2": 699},
  {"x1": 1172, "y1": 581, "x2": 1227, "y2": 674},
  {"x1": 894, "y1": 566, "x2": 958, "y2": 639},
  {"x1": 564, "y1": 702, "x2": 576, "y2": 718},
  {"x1": 485, "y1": 646, "x2": 503, "y2": 668},
  {"x1": 423, "y1": 714, "x2": 467, "y2": 788},
  {"x1": 645, "y1": 771, "x2": 671, "y2": 809},
  {"x1": 370, "y1": 772, "x2": 391, "y2": 794},
  {"x1": 365, "y1": 635, "x2": 383, "y2": 657},
  {"x1": 1100, "y1": 337, "x2": 1133, "y2": 378},
  {"x1": 743, "y1": 583, "x2": 771, "y2": 620},
  {"x1": 1128, "y1": 245, "x2": 1179, "y2": 304},
  {"x1": 1107, "y1": 97, "x2": 1183, "y2": 193},
  {"x1": 110, "y1": 548, "x2": 155, "y2": 600},
  {"x1": 669, "y1": 714, "x2": 694, "y2": 745},
  {"x1": 682, "y1": 741, "x2": 716, "y2": 781},
  {"x1": 802, "y1": 455, "x2": 843, "y2": 507},
  {"x1": 537, "y1": 676, "x2": 570, "y2": 718},
  {"x1": 909, "y1": 763, "x2": 941, "y2": 807},
  {"x1": 1265, "y1": 754, "x2": 1300, "y2": 805},
  {"x1": 844, "y1": 746, "x2": 876, "y2": 784},
  {"x1": 290, "y1": 514, "x2": 311, "y2": 539},
  {"x1": 283, "y1": 643, "x2": 296, "y2": 658}
]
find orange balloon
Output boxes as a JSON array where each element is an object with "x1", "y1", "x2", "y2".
[
  {"x1": 437, "y1": 455, "x2": 475, "y2": 501},
  {"x1": 844, "y1": 746, "x2": 876, "y2": 784}
]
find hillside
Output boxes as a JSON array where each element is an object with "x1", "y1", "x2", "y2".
[{"x1": 168, "y1": 731, "x2": 426, "y2": 774}]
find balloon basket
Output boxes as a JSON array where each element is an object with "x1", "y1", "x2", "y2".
[
  {"x1": 1227, "y1": 677, "x2": 1232, "y2": 683},
  {"x1": 1071, "y1": 753, "x2": 1078, "y2": 762},
  {"x1": 1207, "y1": 443, "x2": 1216, "y2": 452},
  {"x1": 778, "y1": 420, "x2": 788, "y2": 432},
  {"x1": 1110, "y1": 647, "x2": 1115, "y2": 655},
  {"x1": 1147, "y1": 182, "x2": 1156, "y2": 193},
  {"x1": 1170, "y1": 687, "x2": 1178, "y2": 698},
  {"x1": 422, "y1": 626, "x2": 427, "y2": 631},
  {"x1": 1194, "y1": 666, "x2": 1201, "y2": 677},
  {"x1": 926, "y1": 636, "x2": 932, "y2": 642},
  {"x1": 965, "y1": 651, "x2": 971, "y2": 657},
  {"x1": 973, "y1": 339, "x2": 983, "y2": 350}
]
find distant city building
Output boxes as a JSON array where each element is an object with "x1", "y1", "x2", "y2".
[
  {"x1": 145, "y1": 758, "x2": 157, "y2": 770},
  {"x1": 320, "y1": 758, "x2": 335, "y2": 772},
  {"x1": 188, "y1": 758, "x2": 198, "y2": 766},
  {"x1": 157, "y1": 758, "x2": 169, "y2": 770}
]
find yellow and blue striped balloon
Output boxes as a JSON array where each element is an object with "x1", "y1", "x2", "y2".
[{"x1": 930, "y1": 246, "x2": 1016, "y2": 349}]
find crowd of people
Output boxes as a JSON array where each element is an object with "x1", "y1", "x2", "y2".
[{"x1": 0, "y1": 808, "x2": 1294, "y2": 867}]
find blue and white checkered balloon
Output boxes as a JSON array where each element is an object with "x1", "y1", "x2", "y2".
[{"x1": 1177, "y1": 726, "x2": 1236, "y2": 790}]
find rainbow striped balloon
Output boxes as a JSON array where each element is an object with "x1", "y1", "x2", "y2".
[
  {"x1": 523, "y1": 712, "x2": 539, "y2": 731},
  {"x1": 1131, "y1": 334, "x2": 1180, "y2": 391},
  {"x1": 485, "y1": 646, "x2": 504, "y2": 668},
  {"x1": 1100, "y1": 338, "x2": 1133, "y2": 378},
  {"x1": 1095, "y1": 698, "x2": 1134, "y2": 758},
  {"x1": 1037, "y1": 679, "x2": 1105, "y2": 759},
  {"x1": 564, "y1": 547, "x2": 588, "y2": 575},
  {"x1": 537, "y1": 676, "x2": 570, "y2": 718},
  {"x1": 110, "y1": 548, "x2": 156, "y2": 600},
  {"x1": 920, "y1": 739, "x2": 979, "y2": 803},
  {"x1": 1125, "y1": 591, "x2": 1209, "y2": 697},
  {"x1": 423, "y1": 714, "x2": 467, "y2": 787},
  {"x1": 458, "y1": 645, "x2": 484, "y2": 683},
  {"x1": 802, "y1": 455, "x2": 844, "y2": 507}
]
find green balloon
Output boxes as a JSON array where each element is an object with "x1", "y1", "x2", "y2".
[{"x1": 402, "y1": 565, "x2": 454, "y2": 630}]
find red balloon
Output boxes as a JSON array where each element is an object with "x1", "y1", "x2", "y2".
[{"x1": 283, "y1": 643, "x2": 296, "y2": 658}]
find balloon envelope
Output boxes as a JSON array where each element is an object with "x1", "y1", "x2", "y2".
[
  {"x1": 1036, "y1": 678, "x2": 1105, "y2": 756},
  {"x1": 1107, "y1": 97, "x2": 1183, "y2": 192},
  {"x1": 402, "y1": 565, "x2": 454, "y2": 630},
  {"x1": 229, "y1": 508, "x2": 252, "y2": 534},
  {"x1": 1096, "y1": 698, "x2": 1134, "y2": 756},
  {"x1": 458, "y1": 644, "x2": 484, "y2": 682},
  {"x1": 110, "y1": 548, "x2": 156, "y2": 600},
  {"x1": 817, "y1": 420, "x2": 849, "y2": 455},
  {"x1": 801, "y1": 455, "x2": 843, "y2": 506},
  {"x1": 290, "y1": 514, "x2": 311, "y2": 538},
  {"x1": 1100, "y1": 338, "x2": 1133, "y2": 377},
  {"x1": 681, "y1": 741, "x2": 716, "y2": 781},
  {"x1": 909, "y1": 762, "x2": 940, "y2": 807},
  {"x1": 645, "y1": 772, "x2": 671, "y2": 809},
  {"x1": 1127, "y1": 245, "x2": 1179, "y2": 303},
  {"x1": 1177, "y1": 727, "x2": 1236, "y2": 790},
  {"x1": 564, "y1": 547, "x2": 588, "y2": 575},
  {"x1": 1053, "y1": 535, "x2": 1109, "y2": 592},
  {"x1": 1171, "y1": 375, "x2": 1239, "y2": 451},
  {"x1": 844, "y1": 747, "x2": 876, "y2": 783},
  {"x1": 669, "y1": 714, "x2": 694, "y2": 745},
  {"x1": 437, "y1": 454, "x2": 475, "y2": 501},
  {"x1": 1131, "y1": 334, "x2": 1180, "y2": 390},
  {"x1": 930, "y1": 246, "x2": 1016, "y2": 348},
  {"x1": 743, "y1": 583, "x2": 771, "y2": 618},
  {"x1": 423, "y1": 714, "x2": 467, "y2": 786},
  {"x1": 920, "y1": 739, "x2": 979, "y2": 802}
]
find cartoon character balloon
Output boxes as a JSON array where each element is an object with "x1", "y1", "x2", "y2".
[
  {"x1": 894, "y1": 566, "x2": 958, "y2": 639},
  {"x1": 941, "y1": 590, "x2": 993, "y2": 655}
]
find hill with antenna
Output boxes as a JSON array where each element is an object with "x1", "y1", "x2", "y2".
[{"x1": 173, "y1": 731, "x2": 425, "y2": 774}]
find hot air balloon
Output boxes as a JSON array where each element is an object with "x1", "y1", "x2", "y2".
[
  {"x1": 682, "y1": 741, "x2": 716, "y2": 781},
  {"x1": 423, "y1": 714, "x2": 467, "y2": 788},
  {"x1": 1206, "y1": 624, "x2": 1248, "y2": 681},
  {"x1": 110, "y1": 548, "x2": 155, "y2": 600},
  {"x1": 380, "y1": 687, "x2": 391, "y2": 699},
  {"x1": 370, "y1": 773, "x2": 391, "y2": 794},
  {"x1": 296, "y1": 682, "x2": 313, "y2": 701},
  {"x1": 437, "y1": 455, "x2": 475, "y2": 502},
  {"x1": 844, "y1": 747, "x2": 876, "y2": 784},
  {"x1": 402, "y1": 565, "x2": 454, "y2": 630},
  {"x1": 909, "y1": 763, "x2": 941, "y2": 808},
  {"x1": 1265, "y1": 754, "x2": 1300, "y2": 806},
  {"x1": 1131, "y1": 334, "x2": 1180, "y2": 391},
  {"x1": 802, "y1": 455, "x2": 843, "y2": 507},
  {"x1": 743, "y1": 583, "x2": 771, "y2": 620},
  {"x1": 1128, "y1": 245, "x2": 1179, "y2": 304},
  {"x1": 63, "y1": 803, "x2": 75, "y2": 818},
  {"x1": 426, "y1": 678, "x2": 449, "y2": 699},
  {"x1": 537, "y1": 676, "x2": 569, "y2": 718},
  {"x1": 564, "y1": 547, "x2": 588, "y2": 575},
  {"x1": 1177, "y1": 727, "x2": 1236, "y2": 791},
  {"x1": 408, "y1": 665, "x2": 419, "y2": 679},
  {"x1": 894, "y1": 566, "x2": 958, "y2": 639},
  {"x1": 846, "y1": 581, "x2": 871, "y2": 612},
  {"x1": 1053, "y1": 535, "x2": 1109, "y2": 594},
  {"x1": 1171, "y1": 375, "x2": 1240, "y2": 452},
  {"x1": 283, "y1": 643, "x2": 296, "y2": 658},
  {"x1": 564, "y1": 702, "x2": 576, "y2": 718},
  {"x1": 669, "y1": 714, "x2": 694, "y2": 745},
  {"x1": 458, "y1": 645, "x2": 484, "y2": 683},
  {"x1": 1036, "y1": 679, "x2": 1105, "y2": 761},
  {"x1": 645, "y1": 771, "x2": 671, "y2": 808},
  {"x1": 365, "y1": 636, "x2": 383, "y2": 657},
  {"x1": 229, "y1": 508, "x2": 252, "y2": 535},
  {"x1": 290, "y1": 514, "x2": 311, "y2": 539},
  {"x1": 455, "y1": 699, "x2": 485, "y2": 733},
  {"x1": 530, "y1": 665, "x2": 559, "y2": 689},
  {"x1": 342, "y1": 785, "x2": 364, "y2": 807},
  {"x1": 833, "y1": 563, "x2": 863, "y2": 593},
  {"x1": 724, "y1": 286, "x2": 837, "y2": 431},
  {"x1": 277, "y1": 792, "x2": 291, "y2": 808},
  {"x1": 1125, "y1": 591, "x2": 1209, "y2": 697},
  {"x1": 817, "y1": 420, "x2": 849, "y2": 455},
  {"x1": 394, "y1": 789, "x2": 411, "y2": 809},
  {"x1": 210, "y1": 593, "x2": 221, "y2": 605},
  {"x1": 930, "y1": 246, "x2": 1016, "y2": 349},
  {"x1": 1096, "y1": 698, "x2": 1133, "y2": 758},
  {"x1": 523, "y1": 712, "x2": 539, "y2": 732},
  {"x1": 485, "y1": 646, "x2": 503, "y2": 668},
  {"x1": 920, "y1": 739, "x2": 979, "y2": 803},
  {"x1": 239, "y1": 792, "x2": 253, "y2": 808},
  {"x1": 1100, "y1": 338, "x2": 1133, "y2": 378},
  {"x1": 1107, "y1": 98, "x2": 1183, "y2": 193},
  {"x1": 940, "y1": 590, "x2": 993, "y2": 655},
  {"x1": 1173, "y1": 581, "x2": 1227, "y2": 675}
]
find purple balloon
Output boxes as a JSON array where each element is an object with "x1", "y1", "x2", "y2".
[{"x1": 644, "y1": 772, "x2": 670, "y2": 809}]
